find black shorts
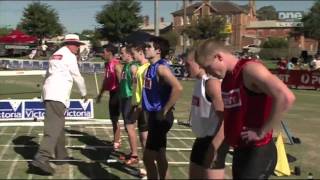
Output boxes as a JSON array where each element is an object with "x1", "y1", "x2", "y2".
[
  {"x1": 145, "y1": 110, "x2": 174, "y2": 151},
  {"x1": 109, "y1": 91, "x2": 120, "y2": 121},
  {"x1": 120, "y1": 97, "x2": 135, "y2": 125},
  {"x1": 130, "y1": 107, "x2": 148, "y2": 132},
  {"x1": 190, "y1": 137, "x2": 229, "y2": 169},
  {"x1": 232, "y1": 140, "x2": 277, "y2": 179}
]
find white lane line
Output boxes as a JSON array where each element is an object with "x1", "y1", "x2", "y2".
[
  {"x1": 87, "y1": 126, "x2": 97, "y2": 179},
  {"x1": 6, "y1": 157, "x2": 19, "y2": 179},
  {"x1": 37, "y1": 133, "x2": 84, "y2": 137},
  {"x1": 7, "y1": 126, "x2": 34, "y2": 179},
  {"x1": 86, "y1": 126, "x2": 192, "y2": 132},
  {"x1": 0, "y1": 158, "x2": 232, "y2": 166},
  {"x1": 121, "y1": 135, "x2": 195, "y2": 140},
  {"x1": 0, "y1": 127, "x2": 20, "y2": 160},
  {"x1": 0, "y1": 119, "x2": 184, "y2": 127},
  {"x1": 68, "y1": 129, "x2": 74, "y2": 179},
  {"x1": 167, "y1": 131, "x2": 190, "y2": 161},
  {"x1": 0, "y1": 144, "x2": 191, "y2": 151}
]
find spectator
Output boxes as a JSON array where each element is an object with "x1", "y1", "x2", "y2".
[
  {"x1": 41, "y1": 41, "x2": 48, "y2": 57},
  {"x1": 310, "y1": 55, "x2": 320, "y2": 71},
  {"x1": 277, "y1": 57, "x2": 288, "y2": 70}
]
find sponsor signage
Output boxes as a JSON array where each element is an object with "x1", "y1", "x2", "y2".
[
  {"x1": 0, "y1": 100, "x2": 23, "y2": 120},
  {"x1": 272, "y1": 70, "x2": 320, "y2": 90},
  {"x1": 278, "y1": 11, "x2": 303, "y2": 22},
  {"x1": 170, "y1": 64, "x2": 187, "y2": 78},
  {"x1": 5, "y1": 45, "x2": 30, "y2": 50},
  {"x1": 0, "y1": 99, "x2": 94, "y2": 121}
]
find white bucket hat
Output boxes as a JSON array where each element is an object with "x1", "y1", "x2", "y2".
[{"x1": 62, "y1": 34, "x2": 85, "y2": 45}]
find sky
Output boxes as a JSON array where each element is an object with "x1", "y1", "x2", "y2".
[{"x1": 0, "y1": 0, "x2": 316, "y2": 33}]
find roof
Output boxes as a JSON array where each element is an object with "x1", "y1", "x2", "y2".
[
  {"x1": 171, "y1": 2, "x2": 202, "y2": 16},
  {"x1": 247, "y1": 20, "x2": 303, "y2": 28},
  {"x1": 140, "y1": 22, "x2": 172, "y2": 31},
  {"x1": 211, "y1": 1, "x2": 245, "y2": 14},
  {"x1": 171, "y1": 1, "x2": 245, "y2": 16}
]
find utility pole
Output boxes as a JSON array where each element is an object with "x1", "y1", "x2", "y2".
[
  {"x1": 154, "y1": 0, "x2": 159, "y2": 36},
  {"x1": 183, "y1": 0, "x2": 187, "y2": 53}
]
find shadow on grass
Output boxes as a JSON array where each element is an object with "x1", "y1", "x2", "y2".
[
  {"x1": 12, "y1": 136, "x2": 38, "y2": 160},
  {"x1": 66, "y1": 129, "x2": 141, "y2": 179}
]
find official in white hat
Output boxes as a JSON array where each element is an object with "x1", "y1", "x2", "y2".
[{"x1": 29, "y1": 34, "x2": 88, "y2": 175}]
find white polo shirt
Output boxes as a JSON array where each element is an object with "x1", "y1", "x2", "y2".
[{"x1": 42, "y1": 46, "x2": 87, "y2": 107}]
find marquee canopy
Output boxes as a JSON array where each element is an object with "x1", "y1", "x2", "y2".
[{"x1": 0, "y1": 30, "x2": 38, "y2": 44}]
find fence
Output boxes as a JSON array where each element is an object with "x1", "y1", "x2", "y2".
[{"x1": 0, "y1": 58, "x2": 188, "y2": 78}]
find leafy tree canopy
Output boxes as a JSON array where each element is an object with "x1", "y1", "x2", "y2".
[
  {"x1": 182, "y1": 15, "x2": 227, "y2": 41},
  {"x1": 256, "y1": 5, "x2": 278, "y2": 20},
  {"x1": 0, "y1": 26, "x2": 13, "y2": 36},
  {"x1": 96, "y1": 0, "x2": 143, "y2": 43},
  {"x1": 17, "y1": 2, "x2": 64, "y2": 39},
  {"x1": 262, "y1": 37, "x2": 288, "y2": 48}
]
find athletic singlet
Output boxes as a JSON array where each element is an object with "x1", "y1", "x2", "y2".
[
  {"x1": 132, "y1": 62, "x2": 150, "y2": 106},
  {"x1": 103, "y1": 58, "x2": 119, "y2": 91},
  {"x1": 222, "y1": 59, "x2": 273, "y2": 148},
  {"x1": 190, "y1": 74, "x2": 220, "y2": 138},
  {"x1": 142, "y1": 59, "x2": 172, "y2": 112},
  {"x1": 120, "y1": 61, "x2": 139, "y2": 98}
]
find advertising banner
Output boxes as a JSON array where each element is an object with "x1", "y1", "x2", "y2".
[{"x1": 0, "y1": 99, "x2": 94, "y2": 121}]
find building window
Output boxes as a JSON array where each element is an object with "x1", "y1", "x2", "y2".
[
  {"x1": 180, "y1": 35, "x2": 184, "y2": 46},
  {"x1": 187, "y1": 16, "x2": 191, "y2": 24},
  {"x1": 186, "y1": 36, "x2": 190, "y2": 46},
  {"x1": 225, "y1": 15, "x2": 231, "y2": 23},
  {"x1": 180, "y1": 16, "x2": 184, "y2": 26}
]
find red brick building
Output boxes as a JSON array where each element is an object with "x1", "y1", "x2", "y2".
[
  {"x1": 171, "y1": 0, "x2": 257, "y2": 53},
  {"x1": 171, "y1": 0, "x2": 317, "y2": 54},
  {"x1": 244, "y1": 20, "x2": 318, "y2": 54}
]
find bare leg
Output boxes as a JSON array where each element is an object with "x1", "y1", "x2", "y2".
[
  {"x1": 205, "y1": 169, "x2": 225, "y2": 179},
  {"x1": 139, "y1": 131, "x2": 148, "y2": 151},
  {"x1": 126, "y1": 123, "x2": 138, "y2": 157},
  {"x1": 111, "y1": 119, "x2": 121, "y2": 144},
  {"x1": 189, "y1": 162, "x2": 205, "y2": 179}
]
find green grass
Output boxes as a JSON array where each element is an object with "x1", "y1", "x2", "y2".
[{"x1": 0, "y1": 74, "x2": 320, "y2": 179}]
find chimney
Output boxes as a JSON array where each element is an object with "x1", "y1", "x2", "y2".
[
  {"x1": 143, "y1": 15, "x2": 149, "y2": 26},
  {"x1": 160, "y1": 17, "x2": 164, "y2": 23},
  {"x1": 249, "y1": 0, "x2": 256, "y2": 18}
]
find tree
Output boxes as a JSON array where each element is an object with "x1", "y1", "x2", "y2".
[
  {"x1": 0, "y1": 26, "x2": 13, "y2": 36},
  {"x1": 182, "y1": 15, "x2": 227, "y2": 42},
  {"x1": 160, "y1": 30, "x2": 178, "y2": 50},
  {"x1": 300, "y1": 0, "x2": 320, "y2": 53},
  {"x1": 17, "y1": 2, "x2": 64, "y2": 40},
  {"x1": 79, "y1": 29, "x2": 102, "y2": 49},
  {"x1": 261, "y1": 37, "x2": 288, "y2": 48},
  {"x1": 256, "y1": 6, "x2": 278, "y2": 20},
  {"x1": 96, "y1": 0, "x2": 143, "y2": 43}
]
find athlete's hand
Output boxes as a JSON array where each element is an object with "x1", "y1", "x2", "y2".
[
  {"x1": 96, "y1": 94, "x2": 102, "y2": 103},
  {"x1": 240, "y1": 127, "x2": 266, "y2": 143},
  {"x1": 82, "y1": 95, "x2": 88, "y2": 103},
  {"x1": 156, "y1": 108, "x2": 167, "y2": 121}
]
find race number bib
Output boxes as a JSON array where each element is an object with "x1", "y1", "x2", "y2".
[
  {"x1": 144, "y1": 78, "x2": 152, "y2": 89},
  {"x1": 222, "y1": 89, "x2": 242, "y2": 108},
  {"x1": 192, "y1": 96, "x2": 200, "y2": 106}
]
